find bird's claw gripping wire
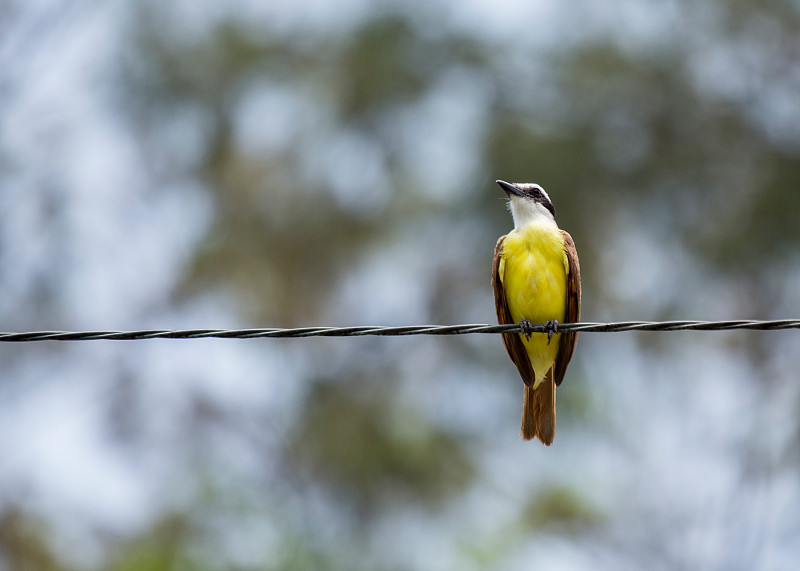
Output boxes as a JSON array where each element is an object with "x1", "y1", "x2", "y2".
[
  {"x1": 520, "y1": 319, "x2": 534, "y2": 340},
  {"x1": 519, "y1": 319, "x2": 559, "y2": 342},
  {"x1": 544, "y1": 319, "x2": 559, "y2": 344}
]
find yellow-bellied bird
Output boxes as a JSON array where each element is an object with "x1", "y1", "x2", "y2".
[{"x1": 492, "y1": 180, "x2": 581, "y2": 445}]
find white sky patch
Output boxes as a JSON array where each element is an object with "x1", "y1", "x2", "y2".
[
  {"x1": 384, "y1": 67, "x2": 491, "y2": 201},
  {"x1": 0, "y1": 374, "x2": 156, "y2": 531},
  {"x1": 0, "y1": 0, "x2": 215, "y2": 330},
  {"x1": 687, "y1": 12, "x2": 800, "y2": 148},
  {"x1": 146, "y1": 0, "x2": 375, "y2": 43},
  {"x1": 446, "y1": 0, "x2": 684, "y2": 52},
  {"x1": 151, "y1": 103, "x2": 218, "y2": 173},
  {"x1": 445, "y1": 0, "x2": 562, "y2": 47},
  {"x1": 689, "y1": 41, "x2": 755, "y2": 104},
  {"x1": 331, "y1": 232, "x2": 432, "y2": 325},
  {"x1": 131, "y1": 336, "x2": 297, "y2": 419},
  {"x1": 227, "y1": 0, "x2": 374, "y2": 37},
  {"x1": 599, "y1": 214, "x2": 688, "y2": 316},
  {"x1": 310, "y1": 127, "x2": 392, "y2": 215},
  {"x1": 233, "y1": 80, "x2": 315, "y2": 156},
  {"x1": 750, "y1": 80, "x2": 800, "y2": 149},
  {"x1": 59, "y1": 122, "x2": 211, "y2": 327},
  {"x1": 573, "y1": 330, "x2": 794, "y2": 569}
]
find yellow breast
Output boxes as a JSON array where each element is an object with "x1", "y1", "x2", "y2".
[{"x1": 500, "y1": 223, "x2": 568, "y2": 385}]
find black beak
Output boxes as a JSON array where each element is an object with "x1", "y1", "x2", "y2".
[{"x1": 496, "y1": 180, "x2": 522, "y2": 197}]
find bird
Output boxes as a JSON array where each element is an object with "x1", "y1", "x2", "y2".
[{"x1": 491, "y1": 180, "x2": 581, "y2": 445}]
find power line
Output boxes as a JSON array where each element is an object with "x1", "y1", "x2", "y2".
[{"x1": 0, "y1": 320, "x2": 799, "y2": 342}]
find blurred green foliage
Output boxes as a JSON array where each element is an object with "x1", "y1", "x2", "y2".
[
  {"x1": 0, "y1": 511, "x2": 75, "y2": 571},
  {"x1": 111, "y1": 0, "x2": 800, "y2": 566},
  {"x1": 288, "y1": 379, "x2": 474, "y2": 516},
  {"x1": 3, "y1": 0, "x2": 800, "y2": 569},
  {"x1": 520, "y1": 486, "x2": 605, "y2": 533}
]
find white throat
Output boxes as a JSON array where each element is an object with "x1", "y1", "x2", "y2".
[{"x1": 508, "y1": 196, "x2": 557, "y2": 230}]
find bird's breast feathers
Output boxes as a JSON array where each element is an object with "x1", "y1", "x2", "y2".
[{"x1": 500, "y1": 223, "x2": 568, "y2": 382}]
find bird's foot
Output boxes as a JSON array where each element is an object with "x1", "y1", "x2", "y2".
[
  {"x1": 544, "y1": 320, "x2": 559, "y2": 344},
  {"x1": 520, "y1": 319, "x2": 534, "y2": 340}
]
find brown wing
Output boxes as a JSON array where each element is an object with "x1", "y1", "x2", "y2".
[
  {"x1": 553, "y1": 230, "x2": 581, "y2": 386},
  {"x1": 492, "y1": 235, "x2": 534, "y2": 386}
]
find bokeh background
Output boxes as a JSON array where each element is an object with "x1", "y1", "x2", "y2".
[{"x1": 2, "y1": 0, "x2": 800, "y2": 569}]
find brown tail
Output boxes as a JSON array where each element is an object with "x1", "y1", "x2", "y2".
[{"x1": 521, "y1": 366, "x2": 556, "y2": 445}]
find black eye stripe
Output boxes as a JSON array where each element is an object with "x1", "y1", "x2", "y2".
[{"x1": 500, "y1": 182, "x2": 554, "y2": 216}]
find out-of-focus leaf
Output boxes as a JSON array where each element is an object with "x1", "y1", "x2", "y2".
[
  {"x1": 287, "y1": 379, "x2": 475, "y2": 517},
  {"x1": 520, "y1": 485, "x2": 605, "y2": 533},
  {"x1": 0, "y1": 510, "x2": 74, "y2": 571}
]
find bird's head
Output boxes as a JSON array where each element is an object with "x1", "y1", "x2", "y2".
[{"x1": 496, "y1": 180, "x2": 556, "y2": 228}]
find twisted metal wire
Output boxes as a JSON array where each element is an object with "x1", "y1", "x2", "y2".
[{"x1": 1, "y1": 320, "x2": 799, "y2": 342}]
